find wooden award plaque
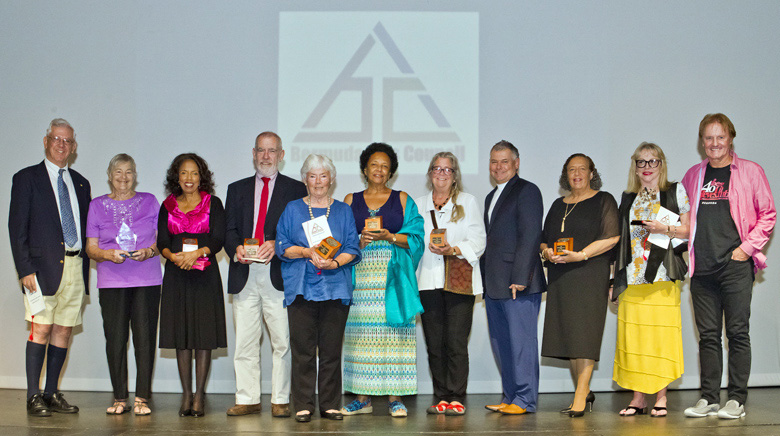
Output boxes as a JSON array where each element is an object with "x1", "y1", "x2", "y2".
[
  {"x1": 315, "y1": 236, "x2": 341, "y2": 259},
  {"x1": 554, "y1": 237, "x2": 573, "y2": 254},
  {"x1": 431, "y1": 229, "x2": 447, "y2": 247},
  {"x1": 244, "y1": 238, "x2": 260, "y2": 259},
  {"x1": 365, "y1": 216, "x2": 383, "y2": 232}
]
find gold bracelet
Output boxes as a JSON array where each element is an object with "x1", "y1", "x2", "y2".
[{"x1": 581, "y1": 251, "x2": 588, "y2": 261}]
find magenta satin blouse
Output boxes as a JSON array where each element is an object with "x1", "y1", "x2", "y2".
[{"x1": 163, "y1": 192, "x2": 212, "y2": 270}]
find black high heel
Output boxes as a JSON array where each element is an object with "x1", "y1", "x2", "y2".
[
  {"x1": 567, "y1": 392, "x2": 596, "y2": 417},
  {"x1": 178, "y1": 394, "x2": 193, "y2": 417},
  {"x1": 561, "y1": 391, "x2": 595, "y2": 414},
  {"x1": 191, "y1": 393, "x2": 205, "y2": 417}
]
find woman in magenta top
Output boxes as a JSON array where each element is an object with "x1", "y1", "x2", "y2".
[
  {"x1": 86, "y1": 153, "x2": 162, "y2": 416},
  {"x1": 157, "y1": 153, "x2": 226, "y2": 418}
]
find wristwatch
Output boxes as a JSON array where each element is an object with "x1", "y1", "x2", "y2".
[{"x1": 391, "y1": 234, "x2": 397, "y2": 244}]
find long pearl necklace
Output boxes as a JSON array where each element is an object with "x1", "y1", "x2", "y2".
[{"x1": 307, "y1": 196, "x2": 331, "y2": 219}]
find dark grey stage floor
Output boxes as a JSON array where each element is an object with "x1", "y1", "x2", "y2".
[{"x1": 3, "y1": 388, "x2": 780, "y2": 435}]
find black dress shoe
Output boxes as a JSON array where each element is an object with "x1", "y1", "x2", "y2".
[
  {"x1": 320, "y1": 410, "x2": 344, "y2": 420},
  {"x1": 45, "y1": 392, "x2": 79, "y2": 413},
  {"x1": 27, "y1": 393, "x2": 52, "y2": 417},
  {"x1": 295, "y1": 412, "x2": 312, "y2": 422}
]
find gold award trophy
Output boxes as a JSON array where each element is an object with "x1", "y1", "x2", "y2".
[
  {"x1": 315, "y1": 236, "x2": 342, "y2": 259},
  {"x1": 364, "y1": 216, "x2": 383, "y2": 232},
  {"x1": 554, "y1": 237, "x2": 573, "y2": 254},
  {"x1": 431, "y1": 229, "x2": 447, "y2": 247}
]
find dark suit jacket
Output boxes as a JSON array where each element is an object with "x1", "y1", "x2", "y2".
[
  {"x1": 225, "y1": 173, "x2": 307, "y2": 293},
  {"x1": 9, "y1": 161, "x2": 91, "y2": 296},
  {"x1": 480, "y1": 174, "x2": 547, "y2": 299}
]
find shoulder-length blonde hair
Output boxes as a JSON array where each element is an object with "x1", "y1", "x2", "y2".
[
  {"x1": 426, "y1": 151, "x2": 466, "y2": 222},
  {"x1": 626, "y1": 142, "x2": 672, "y2": 193}
]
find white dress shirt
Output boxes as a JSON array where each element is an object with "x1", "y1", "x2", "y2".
[
  {"x1": 414, "y1": 191, "x2": 487, "y2": 294},
  {"x1": 487, "y1": 180, "x2": 508, "y2": 224}
]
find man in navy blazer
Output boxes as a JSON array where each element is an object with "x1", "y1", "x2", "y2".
[
  {"x1": 224, "y1": 131, "x2": 307, "y2": 417},
  {"x1": 9, "y1": 119, "x2": 91, "y2": 416},
  {"x1": 480, "y1": 140, "x2": 546, "y2": 415}
]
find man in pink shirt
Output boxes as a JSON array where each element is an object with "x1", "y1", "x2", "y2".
[{"x1": 681, "y1": 113, "x2": 776, "y2": 420}]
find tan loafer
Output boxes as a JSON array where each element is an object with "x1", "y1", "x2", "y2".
[
  {"x1": 485, "y1": 402, "x2": 509, "y2": 412},
  {"x1": 271, "y1": 403, "x2": 291, "y2": 418},
  {"x1": 226, "y1": 403, "x2": 262, "y2": 416},
  {"x1": 500, "y1": 404, "x2": 528, "y2": 415}
]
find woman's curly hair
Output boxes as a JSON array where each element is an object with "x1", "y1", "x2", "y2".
[{"x1": 164, "y1": 153, "x2": 216, "y2": 196}]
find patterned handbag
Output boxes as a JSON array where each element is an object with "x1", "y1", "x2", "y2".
[{"x1": 430, "y1": 211, "x2": 474, "y2": 295}]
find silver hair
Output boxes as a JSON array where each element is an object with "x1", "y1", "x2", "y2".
[
  {"x1": 107, "y1": 153, "x2": 137, "y2": 190},
  {"x1": 47, "y1": 118, "x2": 75, "y2": 137},
  {"x1": 300, "y1": 154, "x2": 337, "y2": 182}
]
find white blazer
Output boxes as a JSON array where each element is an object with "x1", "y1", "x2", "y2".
[{"x1": 414, "y1": 191, "x2": 487, "y2": 294}]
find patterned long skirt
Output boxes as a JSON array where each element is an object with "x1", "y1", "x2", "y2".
[{"x1": 343, "y1": 241, "x2": 417, "y2": 395}]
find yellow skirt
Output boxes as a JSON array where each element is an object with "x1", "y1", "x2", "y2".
[{"x1": 613, "y1": 281, "x2": 684, "y2": 394}]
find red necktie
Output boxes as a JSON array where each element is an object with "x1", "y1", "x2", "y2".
[{"x1": 254, "y1": 177, "x2": 271, "y2": 240}]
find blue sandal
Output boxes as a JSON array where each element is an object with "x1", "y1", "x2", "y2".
[{"x1": 341, "y1": 399, "x2": 372, "y2": 415}]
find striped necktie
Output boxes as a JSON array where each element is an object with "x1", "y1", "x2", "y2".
[{"x1": 58, "y1": 168, "x2": 78, "y2": 247}]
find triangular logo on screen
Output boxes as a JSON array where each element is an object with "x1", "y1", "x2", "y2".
[{"x1": 293, "y1": 22, "x2": 461, "y2": 143}]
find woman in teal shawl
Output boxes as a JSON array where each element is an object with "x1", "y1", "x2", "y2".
[{"x1": 342, "y1": 143, "x2": 424, "y2": 418}]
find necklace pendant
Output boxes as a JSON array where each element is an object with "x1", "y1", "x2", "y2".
[{"x1": 561, "y1": 219, "x2": 565, "y2": 233}]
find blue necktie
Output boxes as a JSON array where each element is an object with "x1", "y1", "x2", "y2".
[{"x1": 58, "y1": 169, "x2": 78, "y2": 247}]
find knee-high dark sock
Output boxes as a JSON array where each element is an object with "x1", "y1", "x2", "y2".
[
  {"x1": 26, "y1": 341, "x2": 47, "y2": 399},
  {"x1": 43, "y1": 344, "x2": 68, "y2": 396}
]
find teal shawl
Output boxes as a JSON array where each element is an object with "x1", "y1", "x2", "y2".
[{"x1": 385, "y1": 197, "x2": 425, "y2": 326}]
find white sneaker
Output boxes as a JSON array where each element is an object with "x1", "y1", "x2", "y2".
[
  {"x1": 684, "y1": 399, "x2": 719, "y2": 417},
  {"x1": 717, "y1": 400, "x2": 745, "y2": 419}
]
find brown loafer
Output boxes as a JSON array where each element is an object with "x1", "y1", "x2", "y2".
[
  {"x1": 500, "y1": 404, "x2": 528, "y2": 415},
  {"x1": 271, "y1": 403, "x2": 291, "y2": 418},
  {"x1": 485, "y1": 402, "x2": 509, "y2": 412},
  {"x1": 226, "y1": 403, "x2": 262, "y2": 416}
]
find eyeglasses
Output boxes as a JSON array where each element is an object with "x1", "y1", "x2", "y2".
[
  {"x1": 635, "y1": 159, "x2": 661, "y2": 168},
  {"x1": 254, "y1": 147, "x2": 279, "y2": 155},
  {"x1": 431, "y1": 167, "x2": 455, "y2": 174},
  {"x1": 47, "y1": 135, "x2": 76, "y2": 146}
]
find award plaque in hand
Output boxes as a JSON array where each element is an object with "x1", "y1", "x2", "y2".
[
  {"x1": 315, "y1": 236, "x2": 341, "y2": 259},
  {"x1": 554, "y1": 237, "x2": 573, "y2": 254},
  {"x1": 365, "y1": 216, "x2": 383, "y2": 232},
  {"x1": 243, "y1": 238, "x2": 265, "y2": 262},
  {"x1": 431, "y1": 229, "x2": 447, "y2": 247}
]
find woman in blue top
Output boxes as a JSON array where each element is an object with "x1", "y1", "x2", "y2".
[{"x1": 275, "y1": 154, "x2": 361, "y2": 422}]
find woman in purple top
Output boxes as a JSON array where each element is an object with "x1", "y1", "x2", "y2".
[
  {"x1": 157, "y1": 153, "x2": 226, "y2": 418},
  {"x1": 86, "y1": 154, "x2": 162, "y2": 416}
]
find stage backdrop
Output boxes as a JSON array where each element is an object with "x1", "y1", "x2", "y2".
[{"x1": 1, "y1": 1, "x2": 779, "y2": 395}]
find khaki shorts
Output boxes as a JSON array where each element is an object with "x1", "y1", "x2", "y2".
[{"x1": 24, "y1": 256, "x2": 85, "y2": 326}]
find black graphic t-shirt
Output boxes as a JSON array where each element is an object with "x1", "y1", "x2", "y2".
[{"x1": 694, "y1": 164, "x2": 742, "y2": 275}]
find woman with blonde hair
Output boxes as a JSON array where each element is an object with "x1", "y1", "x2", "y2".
[
  {"x1": 415, "y1": 152, "x2": 486, "y2": 415},
  {"x1": 612, "y1": 142, "x2": 690, "y2": 417}
]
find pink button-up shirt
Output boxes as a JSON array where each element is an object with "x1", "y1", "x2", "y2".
[{"x1": 682, "y1": 151, "x2": 776, "y2": 274}]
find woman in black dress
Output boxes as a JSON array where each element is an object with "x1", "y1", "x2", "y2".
[
  {"x1": 158, "y1": 153, "x2": 227, "y2": 417},
  {"x1": 540, "y1": 153, "x2": 619, "y2": 417}
]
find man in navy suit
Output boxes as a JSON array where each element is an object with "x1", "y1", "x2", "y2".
[
  {"x1": 224, "y1": 131, "x2": 307, "y2": 417},
  {"x1": 9, "y1": 118, "x2": 91, "y2": 416},
  {"x1": 480, "y1": 140, "x2": 546, "y2": 415}
]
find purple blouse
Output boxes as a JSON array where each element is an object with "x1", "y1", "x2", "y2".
[{"x1": 86, "y1": 192, "x2": 163, "y2": 289}]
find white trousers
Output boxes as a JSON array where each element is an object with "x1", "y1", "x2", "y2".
[{"x1": 232, "y1": 262, "x2": 291, "y2": 405}]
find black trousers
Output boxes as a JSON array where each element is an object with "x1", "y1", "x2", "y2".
[
  {"x1": 691, "y1": 259, "x2": 754, "y2": 404},
  {"x1": 287, "y1": 296, "x2": 349, "y2": 413},
  {"x1": 99, "y1": 286, "x2": 161, "y2": 399},
  {"x1": 419, "y1": 289, "x2": 475, "y2": 403}
]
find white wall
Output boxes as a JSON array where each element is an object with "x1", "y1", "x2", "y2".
[{"x1": 1, "y1": 1, "x2": 778, "y2": 395}]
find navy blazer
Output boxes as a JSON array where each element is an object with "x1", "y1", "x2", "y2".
[
  {"x1": 480, "y1": 174, "x2": 547, "y2": 299},
  {"x1": 9, "y1": 161, "x2": 91, "y2": 296},
  {"x1": 224, "y1": 173, "x2": 307, "y2": 293}
]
